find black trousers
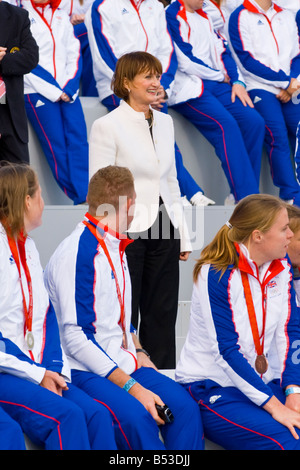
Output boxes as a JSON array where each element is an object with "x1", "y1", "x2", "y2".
[
  {"x1": 0, "y1": 104, "x2": 29, "y2": 163},
  {"x1": 126, "y1": 199, "x2": 180, "y2": 369}
]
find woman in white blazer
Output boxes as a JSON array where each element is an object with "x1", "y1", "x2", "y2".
[{"x1": 89, "y1": 51, "x2": 191, "y2": 369}]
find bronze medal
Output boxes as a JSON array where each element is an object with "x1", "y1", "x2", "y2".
[{"x1": 255, "y1": 354, "x2": 268, "y2": 375}]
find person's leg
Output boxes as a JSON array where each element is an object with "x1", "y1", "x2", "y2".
[
  {"x1": 63, "y1": 383, "x2": 117, "y2": 450},
  {"x1": 133, "y1": 367, "x2": 204, "y2": 450},
  {"x1": 74, "y1": 23, "x2": 98, "y2": 97},
  {"x1": 0, "y1": 132, "x2": 29, "y2": 164},
  {"x1": 281, "y1": 99, "x2": 300, "y2": 194},
  {"x1": 186, "y1": 381, "x2": 300, "y2": 450},
  {"x1": 25, "y1": 93, "x2": 78, "y2": 202},
  {"x1": 137, "y1": 237, "x2": 180, "y2": 369},
  {"x1": 160, "y1": 102, "x2": 205, "y2": 200},
  {"x1": 249, "y1": 89, "x2": 300, "y2": 202},
  {"x1": 0, "y1": 104, "x2": 29, "y2": 163},
  {"x1": 214, "y1": 81, "x2": 265, "y2": 186},
  {"x1": 102, "y1": 94, "x2": 121, "y2": 112},
  {"x1": 60, "y1": 98, "x2": 89, "y2": 204},
  {"x1": 0, "y1": 374, "x2": 90, "y2": 450},
  {"x1": 0, "y1": 406, "x2": 25, "y2": 450},
  {"x1": 171, "y1": 87, "x2": 259, "y2": 202},
  {"x1": 125, "y1": 236, "x2": 147, "y2": 331},
  {"x1": 71, "y1": 369, "x2": 165, "y2": 450},
  {"x1": 294, "y1": 121, "x2": 300, "y2": 184}
]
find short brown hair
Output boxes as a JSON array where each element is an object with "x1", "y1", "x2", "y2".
[
  {"x1": 0, "y1": 162, "x2": 38, "y2": 237},
  {"x1": 87, "y1": 165, "x2": 135, "y2": 215},
  {"x1": 112, "y1": 51, "x2": 163, "y2": 101}
]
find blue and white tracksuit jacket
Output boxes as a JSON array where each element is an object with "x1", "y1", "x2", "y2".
[
  {"x1": 84, "y1": 0, "x2": 177, "y2": 102},
  {"x1": 0, "y1": 222, "x2": 119, "y2": 450},
  {"x1": 44, "y1": 217, "x2": 137, "y2": 378},
  {"x1": 176, "y1": 244, "x2": 300, "y2": 404},
  {"x1": 44, "y1": 214, "x2": 204, "y2": 450},
  {"x1": 21, "y1": 0, "x2": 82, "y2": 103},
  {"x1": 228, "y1": 0, "x2": 300, "y2": 203},
  {"x1": 176, "y1": 244, "x2": 300, "y2": 449},
  {"x1": 228, "y1": 0, "x2": 300, "y2": 96},
  {"x1": 203, "y1": 0, "x2": 242, "y2": 37},
  {"x1": 16, "y1": 0, "x2": 89, "y2": 205},
  {"x1": 0, "y1": 223, "x2": 69, "y2": 384},
  {"x1": 165, "y1": 0, "x2": 244, "y2": 106}
]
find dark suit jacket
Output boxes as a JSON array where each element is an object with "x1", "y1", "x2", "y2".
[{"x1": 0, "y1": 1, "x2": 38, "y2": 142}]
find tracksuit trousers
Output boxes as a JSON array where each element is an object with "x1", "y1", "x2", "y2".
[
  {"x1": 0, "y1": 374, "x2": 117, "y2": 450},
  {"x1": 0, "y1": 407, "x2": 26, "y2": 450},
  {"x1": 72, "y1": 366, "x2": 204, "y2": 450},
  {"x1": 170, "y1": 80, "x2": 265, "y2": 202},
  {"x1": 25, "y1": 93, "x2": 89, "y2": 205},
  {"x1": 248, "y1": 89, "x2": 300, "y2": 205},
  {"x1": 185, "y1": 379, "x2": 300, "y2": 450}
]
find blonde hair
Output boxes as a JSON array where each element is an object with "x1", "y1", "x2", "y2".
[
  {"x1": 87, "y1": 165, "x2": 134, "y2": 215},
  {"x1": 0, "y1": 162, "x2": 38, "y2": 238},
  {"x1": 193, "y1": 194, "x2": 288, "y2": 281},
  {"x1": 112, "y1": 51, "x2": 163, "y2": 102},
  {"x1": 287, "y1": 204, "x2": 300, "y2": 234}
]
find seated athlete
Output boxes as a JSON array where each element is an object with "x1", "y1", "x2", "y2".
[{"x1": 44, "y1": 164, "x2": 203, "y2": 450}]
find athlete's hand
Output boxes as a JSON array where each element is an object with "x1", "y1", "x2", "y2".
[
  {"x1": 136, "y1": 349, "x2": 158, "y2": 370},
  {"x1": 40, "y1": 370, "x2": 69, "y2": 396},
  {"x1": 264, "y1": 395, "x2": 300, "y2": 440},
  {"x1": 151, "y1": 85, "x2": 167, "y2": 111},
  {"x1": 276, "y1": 89, "x2": 291, "y2": 103},
  {"x1": 286, "y1": 78, "x2": 300, "y2": 96},
  {"x1": 231, "y1": 83, "x2": 254, "y2": 107},
  {"x1": 285, "y1": 390, "x2": 300, "y2": 414},
  {"x1": 70, "y1": 13, "x2": 85, "y2": 25},
  {"x1": 129, "y1": 382, "x2": 166, "y2": 426}
]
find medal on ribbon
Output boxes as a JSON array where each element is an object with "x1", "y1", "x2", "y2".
[
  {"x1": 241, "y1": 271, "x2": 268, "y2": 375},
  {"x1": 83, "y1": 215, "x2": 133, "y2": 350},
  {"x1": 7, "y1": 232, "x2": 35, "y2": 360}
]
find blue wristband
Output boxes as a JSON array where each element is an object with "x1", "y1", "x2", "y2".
[
  {"x1": 285, "y1": 386, "x2": 300, "y2": 396},
  {"x1": 123, "y1": 378, "x2": 137, "y2": 392},
  {"x1": 232, "y1": 80, "x2": 246, "y2": 88}
]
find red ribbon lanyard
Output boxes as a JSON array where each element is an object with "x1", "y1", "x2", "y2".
[
  {"x1": 7, "y1": 233, "x2": 34, "y2": 358},
  {"x1": 83, "y1": 221, "x2": 127, "y2": 344},
  {"x1": 240, "y1": 271, "x2": 266, "y2": 357}
]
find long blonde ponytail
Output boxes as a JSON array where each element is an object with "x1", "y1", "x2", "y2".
[{"x1": 193, "y1": 194, "x2": 287, "y2": 282}]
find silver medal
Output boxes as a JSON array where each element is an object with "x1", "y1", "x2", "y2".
[{"x1": 26, "y1": 331, "x2": 34, "y2": 350}]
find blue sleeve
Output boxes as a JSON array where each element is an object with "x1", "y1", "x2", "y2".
[
  {"x1": 40, "y1": 301, "x2": 64, "y2": 374},
  {"x1": 91, "y1": 0, "x2": 118, "y2": 75},
  {"x1": 218, "y1": 35, "x2": 240, "y2": 83},
  {"x1": 282, "y1": 267, "x2": 300, "y2": 388},
  {"x1": 63, "y1": 54, "x2": 82, "y2": 99},
  {"x1": 228, "y1": 6, "x2": 290, "y2": 84},
  {"x1": 161, "y1": 23, "x2": 178, "y2": 93},
  {"x1": 30, "y1": 64, "x2": 61, "y2": 90},
  {"x1": 0, "y1": 331, "x2": 43, "y2": 369}
]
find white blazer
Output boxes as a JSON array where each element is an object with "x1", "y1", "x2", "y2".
[{"x1": 89, "y1": 101, "x2": 191, "y2": 252}]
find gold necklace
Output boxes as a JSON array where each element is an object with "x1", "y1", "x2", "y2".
[{"x1": 146, "y1": 109, "x2": 153, "y2": 129}]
